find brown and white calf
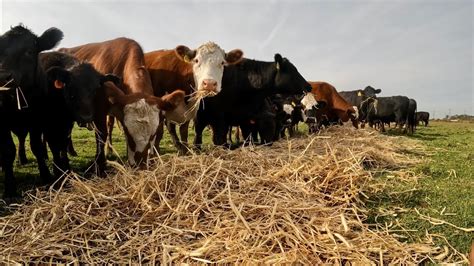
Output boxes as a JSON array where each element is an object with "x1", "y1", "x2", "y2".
[{"x1": 59, "y1": 38, "x2": 184, "y2": 173}]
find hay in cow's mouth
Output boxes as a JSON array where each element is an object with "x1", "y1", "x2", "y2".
[
  {"x1": 0, "y1": 126, "x2": 467, "y2": 264},
  {"x1": 183, "y1": 89, "x2": 217, "y2": 118}
]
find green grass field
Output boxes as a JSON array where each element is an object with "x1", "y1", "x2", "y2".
[
  {"x1": 372, "y1": 121, "x2": 473, "y2": 254},
  {"x1": 1, "y1": 120, "x2": 473, "y2": 254}
]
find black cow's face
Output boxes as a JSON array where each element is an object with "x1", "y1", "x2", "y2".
[
  {"x1": 0, "y1": 25, "x2": 63, "y2": 90},
  {"x1": 273, "y1": 54, "x2": 312, "y2": 95},
  {"x1": 362, "y1": 86, "x2": 382, "y2": 98},
  {"x1": 46, "y1": 64, "x2": 119, "y2": 126}
]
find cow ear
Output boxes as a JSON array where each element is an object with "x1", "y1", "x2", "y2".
[
  {"x1": 175, "y1": 45, "x2": 197, "y2": 63},
  {"x1": 46, "y1": 66, "x2": 70, "y2": 90},
  {"x1": 101, "y1": 74, "x2": 121, "y2": 86},
  {"x1": 225, "y1": 49, "x2": 243, "y2": 65},
  {"x1": 274, "y1": 53, "x2": 283, "y2": 70},
  {"x1": 103, "y1": 80, "x2": 126, "y2": 105},
  {"x1": 374, "y1": 89, "x2": 381, "y2": 94},
  {"x1": 158, "y1": 90, "x2": 185, "y2": 111},
  {"x1": 248, "y1": 72, "x2": 263, "y2": 89},
  {"x1": 38, "y1": 27, "x2": 64, "y2": 51}
]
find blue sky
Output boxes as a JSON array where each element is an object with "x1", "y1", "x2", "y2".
[{"x1": 2, "y1": 0, "x2": 472, "y2": 117}]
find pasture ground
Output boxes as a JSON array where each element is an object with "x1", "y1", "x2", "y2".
[{"x1": 0, "y1": 120, "x2": 473, "y2": 262}]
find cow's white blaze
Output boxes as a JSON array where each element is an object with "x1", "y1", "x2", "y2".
[
  {"x1": 352, "y1": 106, "x2": 359, "y2": 119},
  {"x1": 192, "y1": 42, "x2": 226, "y2": 93},
  {"x1": 301, "y1": 93, "x2": 318, "y2": 111},
  {"x1": 123, "y1": 99, "x2": 160, "y2": 164},
  {"x1": 283, "y1": 104, "x2": 294, "y2": 115}
]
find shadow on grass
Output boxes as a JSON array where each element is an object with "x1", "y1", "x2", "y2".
[{"x1": 382, "y1": 128, "x2": 445, "y2": 142}]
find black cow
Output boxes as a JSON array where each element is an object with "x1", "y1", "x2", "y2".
[
  {"x1": 339, "y1": 86, "x2": 382, "y2": 124},
  {"x1": 359, "y1": 96, "x2": 410, "y2": 133},
  {"x1": 407, "y1": 98, "x2": 417, "y2": 134},
  {"x1": 0, "y1": 25, "x2": 63, "y2": 198},
  {"x1": 339, "y1": 86, "x2": 382, "y2": 106},
  {"x1": 34, "y1": 52, "x2": 119, "y2": 178},
  {"x1": 194, "y1": 54, "x2": 312, "y2": 148},
  {"x1": 416, "y1": 111, "x2": 430, "y2": 126}
]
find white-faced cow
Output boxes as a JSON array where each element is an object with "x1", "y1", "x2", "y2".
[
  {"x1": 59, "y1": 38, "x2": 185, "y2": 174},
  {"x1": 194, "y1": 54, "x2": 313, "y2": 148},
  {"x1": 143, "y1": 42, "x2": 244, "y2": 154}
]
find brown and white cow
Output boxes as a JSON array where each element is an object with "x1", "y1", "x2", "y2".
[
  {"x1": 300, "y1": 81, "x2": 358, "y2": 132},
  {"x1": 144, "y1": 42, "x2": 243, "y2": 154},
  {"x1": 59, "y1": 38, "x2": 184, "y2": 172}
]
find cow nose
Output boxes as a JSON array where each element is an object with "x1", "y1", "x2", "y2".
[{"x1": 202, "y1": 79, "x2": 217, "y2": 91}]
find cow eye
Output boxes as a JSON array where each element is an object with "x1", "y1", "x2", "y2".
[
  {"x1": 221, "y1": 61, "x2": 225, "y2": 65},
  {"x1": 194, "y1": 59, "x2": 199, "y2": 63}
]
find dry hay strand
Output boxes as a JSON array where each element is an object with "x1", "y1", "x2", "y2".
[{"x1": 0, "y1": 126, "x2": 463, "y2": 264}]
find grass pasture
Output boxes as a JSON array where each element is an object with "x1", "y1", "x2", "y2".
[{"x1": 0, "y1": 120, "x2": 472, "y2": 263}]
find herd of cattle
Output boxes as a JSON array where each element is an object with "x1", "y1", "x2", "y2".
[{"x1": 0, "y1": 25, "x2": 430, "y2": 199}]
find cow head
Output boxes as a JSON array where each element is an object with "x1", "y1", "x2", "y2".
[
  {"x1": 273, "y1": 54, "x2": 312, "y2": 95},
  {"x1": 0, "y1": 25, "x2": 63, "y2": 91},
  {"x1": 175, "y1": 42, "x2": 243, "y2": 94},
  {"x1": 300, "y1": 93, "x2": 327, "y2": 125},
  {"x1": 46, "y1": 62, "x2": 120, "y2": 126},
  {"x1": 107, "y1": 86, "x2": 185, "y2": 167},
  {"x1": 358, "y1": 86, "x2": 381, "y2": 99}
]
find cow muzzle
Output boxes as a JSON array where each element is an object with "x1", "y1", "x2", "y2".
[{"x1": 201, "y1": 79, "x2": 218, "y2": 93}]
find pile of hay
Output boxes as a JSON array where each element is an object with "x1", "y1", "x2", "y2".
[{"x1": 0, "y1": 127, "x2": 461, "y2": 263}]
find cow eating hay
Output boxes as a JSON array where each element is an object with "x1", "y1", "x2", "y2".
[{"x1": 0, "y1": 127, "x2": 467, "y2": 264}]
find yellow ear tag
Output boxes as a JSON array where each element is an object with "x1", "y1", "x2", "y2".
[
  {"x1": 357, "y1": 91, "x2": 362, "y2": 97},
  {"x1": 291, "y1": 102, "x2": 296, "y2": 107},
  {"x1": 276, "y1": 62, "x2": 280, "y2": 70},
  {"x1": 183, "y1": 55, "x2": 191, "y2": 63}
]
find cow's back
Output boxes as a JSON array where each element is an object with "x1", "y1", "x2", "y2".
[
  {"x1": 60, "y1": 37, "x2": 153, "y2": 95},
  {"x1": 310, "y1": 81, "x2": 355, "y2": 122},
  {"x1": 145, "y1": 49, "x2": 194, "y2": 96},
  {"x1": 339, "y1": 91, "x2": 360, "y2": 107},
  {"x1": 374, "y1": 96, "x2": 409, "y2": 118}
]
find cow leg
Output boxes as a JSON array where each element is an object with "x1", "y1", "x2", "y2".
[
  {"x1": 47, "y1": 135, "x2": 70, "y2": 185},
  {"x1": 66, "y1": 127, "x2": 78, "y2": 157},
  {"x1": 29, "y1": 128, "x2": 53, "y2": 185},
  {"x1": 193, "y1": 118, "x2": 206, "y2": 150},
  {"x1": 240, "y1": 123, "x2": 253, "y2": 145},
  {"x1": 15, "y1": 128, "x2": 29, "y2": 165},
  {"x1": 235, "y1": 127, "x2": 241, "y2": 143},
  {"x1": 105, "y1": 115, "x2": 114, "y2": 157},
  {"x1": 0, "y1": 130, "x2": 19, "y2": 199},
  {"x1": 152, "y1": 116, "x2": 165, "y2": 155},
  {"x1": 212, "y1": 123, "x2": 228, "y2": 147},
  {"x1": 67, "y1": 136, "x2": 77, "y2": 157},
  {"x1": 91, "y1": 115, "x2": 108, "y2": 177},
  {"x1": 228, "y1": 126, "x2": 233, "y2": 144},
  {"x1": 179, "y1": 121, "x2": 189, "y2": 144},
  {"x1": 167, "y1": 121, "x2": 188, "y2": 155}
]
